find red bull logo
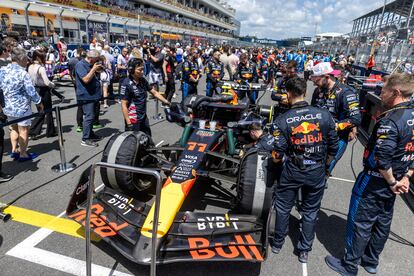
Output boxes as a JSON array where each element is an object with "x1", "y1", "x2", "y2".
[
  {"x1": 212, "y1": 70, "x2": 221, "y2": 78},
  {"x1": 291, "y1": 122, "x2": 320, "y2": 135},
  {"x1": 291, "y1": 122, "x2": 322, "y2": 145}
]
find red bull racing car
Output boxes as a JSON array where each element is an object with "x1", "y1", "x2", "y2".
[{"x1": 66, "y1": 91, "x2": 279, "y2": 265}]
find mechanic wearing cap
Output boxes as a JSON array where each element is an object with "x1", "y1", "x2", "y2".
[
  {"x1": 270, "y1": 77, "x2": 339, "y2": 263},
  {"x1": 234, "y1": 52, "x2": 259, "y2": 104},
  {"x1": 310, "y1": 62, "x2": 361, "y2": 175},
  {"x1": 120, "y1": 58, "x2": 170, "y2": 136},
  {"x1": 205, "y1": 49, "x2": 224, "y2": 97},
  {"x1": 326, "y1": 73, "x2": 414, "y2": 276},
  {"x1": 181, "y1": 48, "x2": 201, "y2": 103}
]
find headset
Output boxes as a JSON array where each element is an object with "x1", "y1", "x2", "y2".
[{"x1": 127, "y1": 58, "x2": 144, "y2": 75}]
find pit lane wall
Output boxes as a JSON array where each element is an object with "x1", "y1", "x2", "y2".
[{"x1": 0, "y1": 0, "x2": 234, "y2": 45}]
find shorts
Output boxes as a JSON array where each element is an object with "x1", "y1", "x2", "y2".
[
  {"x1": 100, "y1": 70, "x2": 111, "y2": 85},
  {"x1": 148, "y1": 71, "x2": 162, "y2": 85},
  {"x1": 7, "y1": 109, "x2": 33, "y2": 127}
]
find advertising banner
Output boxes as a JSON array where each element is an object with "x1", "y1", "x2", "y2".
[
  {"x1": 0, "y1": 7, "x2": 13, "y2": 32},
  {"x1": 42, "y1": 0, "x2": 138, "y2": 20}
]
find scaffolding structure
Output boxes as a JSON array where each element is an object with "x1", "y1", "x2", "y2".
[{"x1": 310, "y1": 0, "x2": 414, "y2": 72}]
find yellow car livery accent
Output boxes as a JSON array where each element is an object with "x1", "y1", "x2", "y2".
[{"x1": 141, "y1": 177, "x2": 197, "y2": 238}]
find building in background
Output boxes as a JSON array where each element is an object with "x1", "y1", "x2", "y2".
[{"x1": 0, "y1": 0, "x2": 238, "y2": 45}]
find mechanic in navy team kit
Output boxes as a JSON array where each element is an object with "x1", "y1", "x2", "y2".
[
  {"x1": 120, "y1": 58, "x2": 170, "y2": 136},
  {"x1": 205, "y1": 49, "x2": 224, "y2": 97},
  {"x1": 326, "y1": 73, "x2": 414, "y2": 276},
  {"x1": 181, "y1": 48, "x2": 201, "y2": 103},
  {"x1": 310, "y1": 62, "x2": 361, "y2": 175},
  {"x1": 270, "y1": 77, "x2": 339, "y2": 263},
  {"x1": 234, "y1": 52, "x2": 259, "y2": 104},
  {"x1": 271, "y1": 61, "x2": 297, "y2": 102}
]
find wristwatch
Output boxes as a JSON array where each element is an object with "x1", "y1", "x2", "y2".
[
  {"x1": 389, "y1": 180, "x2": 398, "y2": 186},
  {"x1": 404, "y1": 173, "x2": 412, "y2": 179}
]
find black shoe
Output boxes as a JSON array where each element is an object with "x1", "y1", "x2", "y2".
[
  {"x1": 298, "y1": 251, "x2": 308, "y2": 263},
  {"x1": 0, "y1": 173, "x2": 13, "y2": 183},
  {"x1": 325, "y1": 256, "x2": 357, "y2": 276},
  {"x1": 89, "y1": 134, "x2": 103, "y2": 141},
  {"x1": 361, "y1": 262, "x2": 378, "y2": 274},
  {"x1": 269, "y1": 239, "x2": 282, "y2": 254},
  {"x1": 81, "y1": 140, "x2": 98, "y2": 147}
]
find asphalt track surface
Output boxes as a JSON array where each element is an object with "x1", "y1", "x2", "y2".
[{"x1": 0, "y1": 76, "x2": 413, "y2": 276}]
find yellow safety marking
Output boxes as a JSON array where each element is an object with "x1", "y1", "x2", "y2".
[{"x1": 3, "y1": 205, "x2": 100, "y2": 241}]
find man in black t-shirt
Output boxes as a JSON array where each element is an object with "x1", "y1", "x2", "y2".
[
  {"x1": 147, "y1": 44, "x2": 164, "y2": 91},
  {"x1": 163, "y1": 46, "x2": 176, "y2": 103},
  {"x1": 120, "y1": 58, "x2": 170, "y2": 136}
]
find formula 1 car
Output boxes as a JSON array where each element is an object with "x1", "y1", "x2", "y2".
[{"x1": 67, "y1": 91, "x2": 279, "y2": 265}]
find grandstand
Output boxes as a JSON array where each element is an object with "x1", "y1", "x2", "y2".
[
  {"x1": 0, "y1": 0, "x2": 239, "y2": 44},
  {"x1": 309, "y1": 0, "x2": 414, "y2": 72}
]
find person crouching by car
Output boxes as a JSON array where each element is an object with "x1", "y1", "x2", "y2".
[
  {"x1": 0, "y1": 48, "x2": 43, "y2": 161},
  {"x1": 75, "y1": 49, "x2": 103, "y2": 147},
  {"x1": 120, "y1": 58, "x2": 170, "y2": 136}
]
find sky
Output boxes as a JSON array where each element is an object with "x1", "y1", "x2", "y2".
[{"x1": 226, "y1": 0, "x2": 386, "y2": 39}]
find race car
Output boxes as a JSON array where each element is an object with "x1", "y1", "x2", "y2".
[{"x1": 66, "y1": 92, "x2": 278, "y2": 265}]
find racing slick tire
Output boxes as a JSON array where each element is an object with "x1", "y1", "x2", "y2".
[
  {"x1": 101, "y1": 131, "x2": 156, "y2": 194},
  {"x1": 236, "y1": 148, "x2": 275, "y2": 219}
]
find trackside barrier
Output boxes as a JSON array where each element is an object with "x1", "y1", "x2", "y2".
[
  {"x1": 51, "y1": 105, "x2": 76, "y2": 173},
  {"x1": 153, "y1": 98, "x2": 163, "y2": 121},
  {"x1": 84, "y1": 162, "x2": 162, "y2": 276}
]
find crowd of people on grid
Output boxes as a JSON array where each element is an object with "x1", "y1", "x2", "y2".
[{"x1": 0, "y1": 31, "x2": 414, "y2": 276}]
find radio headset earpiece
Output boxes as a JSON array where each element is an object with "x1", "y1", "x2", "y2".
[{"x1": 127, "y1": 58, "x2": 138, "y2": 75}]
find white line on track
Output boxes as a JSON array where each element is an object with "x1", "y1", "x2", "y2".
[
  {"x1": 6, "y1": 190, "x2": 132, "y2": 276},
  {"x1": 329, "y1": 176, "x2": 355, "y2": 183},
  {"x1": 302, "y1": 263, "x2": 308, "y2": 276}
]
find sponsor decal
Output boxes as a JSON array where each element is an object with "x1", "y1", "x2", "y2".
[
  {"x1": 196, "y1": 130, "x2": 215, "y2": 137},
  {"x1": 75, "y1": 182, "x2": 88, "y2": 195},
  {"x1": 188, "y1": 235, "x2": 263, "y2": 261},
  {"x1": 337, "y1": 122, "x2": 352, "y2": 131},
  {"x1": 291, "y1": 122, "x2": 320, "y2": 135},
  {"x1": 405, "y1": 142, "x2": 414, "y2": 152},
  {"x1": 291, "y1": 133, "x2": 322, "y2": 145},
  {"x1": 401, "y1": 153, "x2": 414, "y2": 162},
  {"x1": 172, "y1": 154, "x2": 199, "y2": 181},
  {"x1": 349, "y1": 102, "x2": 359, "y2": 110},
  {"x1": 197, "y1": 215, "x2": 239, "y2": 231},
  {"x1": 69, "y1": 204, "x2": 128, "y2": 238},
  {"x1": 291, "y1": 122, "x2": 322, "y2": 145},
  {"x1": 286, "y1": 114, "x2": 322, "y2": 124},
  {"x1": 107, "y1": 194, "x2": 135, "y2": 216}
]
